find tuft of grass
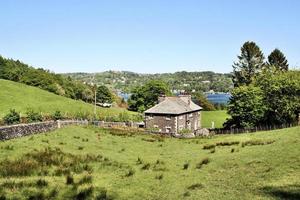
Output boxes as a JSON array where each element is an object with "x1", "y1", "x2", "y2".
[
  {"x1": 210, "y1": 148, "x2": 216, "y2": 154},
  {"x1": 78, "y1": 146, "x2": 84, "y2": 150},
  {"x1": 136, "y1": 157, "x2": 143, "y2": 165},
  {"x1": 242, "y1": 140, "x2": 275, "y2": 147},
  {"x1": 187, "y1": 183, "x2": 203, "y2": 190},
  {"x1": 75, "y1": 184, "x2": 94, "y2": 200},
  {"x1": 141, "y1": 163, "x2": 151, "y2": 170},
  {"x1": 78, "y1": 174, "x2": 93, "y2": 185},
  {"x1": 196, "y1": 158, "x2": 210, "y2": 169},
  {"x1": 203, "y1": 144, "x2": 216, "y2": 150},
  {"x1": 36, "y1": 179, "x2": 48, "y2": 187},
  {"x1": 216, "y1": 141, "x2": 240, "y2": 146},
  {"x1": 125, "y1": 169, "x2": 135, "y2": 177},
  {"x1": 183, "y1": 162, "x2": 189, "y2": 170},
  {"x1": 155, "y1": 174, "x2": 164, "y2": 180},
  {"x1": 66, "y1": 174, "x2": 74, "y2": 185}
]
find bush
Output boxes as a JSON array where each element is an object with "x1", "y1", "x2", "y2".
[
  {"x1": 52, "y1": 110, "x2": 63, "y2": 121},
  {"x1": 26, "y1": 109, "x2": 43, "y2": 123},
  {"x1": 3, "y1": 109, "x2": 20, "y2": 125},
  {"x1": 203, "y1": 144, "x2": 216, "y2": 150}
]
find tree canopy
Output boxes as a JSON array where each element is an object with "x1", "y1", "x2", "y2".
[
  {"x1": 232, "y1": 41, "x2": 265, "y2": 87},
  {"x1": 96, "y1": 85, "x2": 113, "y2": 104},
  {"x1": 128, "y1": 80, "x2": 171, "y2": 112},
  {"x1": 267, "y1": 48, "x2": 289, "y2": 71}
]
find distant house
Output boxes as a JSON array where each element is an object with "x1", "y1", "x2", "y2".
[{"x1": 144, "y1": 95, "x2": 202, "y2": 134}]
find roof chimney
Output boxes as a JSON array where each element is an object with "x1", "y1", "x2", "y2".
[
  {"x1": 158, "y1": 94, "x2": 166, "y2": 103},
  {"x1": 178, "y1": 94, "x2": 191, "y2": 105}
]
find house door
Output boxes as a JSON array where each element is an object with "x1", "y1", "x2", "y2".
[{"x1": 187, "y1": 120, "x2": 191, "y2": 130}]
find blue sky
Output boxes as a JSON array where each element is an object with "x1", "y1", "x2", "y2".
[{"x1": 1, "y1": 0, "x2": 300, "y2": 73}]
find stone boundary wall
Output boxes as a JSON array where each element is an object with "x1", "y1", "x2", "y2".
[
  {"x1": 0, "y1": 121, "x2": 58, "y2": 141},
  {"x1": 0, "y1": 120, "x2": 89, "y2": 141},
  {"x1": 0, "y1": 120, "x2": 143, "y2": 141}
]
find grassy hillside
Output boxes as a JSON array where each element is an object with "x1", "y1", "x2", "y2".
[
  {"x1": 0, "y1": 79, "x2": 138, "y2": 120},
  {"x1": 201, "y1": 110, "x2": 229, "y2": 128},
  {"x1": 0, "y1": 126, "x2": 299, "y2": 199}
]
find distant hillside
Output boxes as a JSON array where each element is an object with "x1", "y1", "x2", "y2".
[
  {"x1": 0, "y1": 56, "x2": 94, "y2": 103},
  {"x1": 64, "y1": 70, "x2": 233, "y2": 93},
  {"x1": 0, "y1": 79, "x2": 138, "y2": 120}
]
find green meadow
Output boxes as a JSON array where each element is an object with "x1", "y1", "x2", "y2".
[
  {"x1": 201, "y1": 110, "x2": 229, "y2": 128},
  {"x1": 0, "y1": 79, "x2": 138, "y2": 120},
  {"x1": 0, "y1": 126, "x2": 299, "y2": 199}
]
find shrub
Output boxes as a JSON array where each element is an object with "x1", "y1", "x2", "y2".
[
  {"x1": 95, "y1": 187, "x2": 110, "y2": 200},
  {"x1": 242, "y1": 139, "x2": 275, "y2": 147},
  {"x1": 210, "y1": 148, "x2": 216, "y2": 154},
  {"x1": 3, "y1": 109, "x2": 20, "y2": 125},
  {"x1": 26, "y1": 109, "x2": 43, "y2": 123},
  {"x1": 52, "y1": 110, "x2": 63, "y2": 120},
  {"x1": 196, "y1": 158, "x2": 210, "y2": 169}
]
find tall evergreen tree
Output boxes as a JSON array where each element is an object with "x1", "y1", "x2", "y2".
[
  {"x1": 232, "y1": 41, "x2": 265, "y2": 87},
  {"x1": 267, "y1": 48, "x2": 289, "y2": 71}
]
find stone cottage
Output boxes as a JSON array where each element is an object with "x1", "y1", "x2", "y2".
[{"x1": 144, "y1": 95, "x2": 202, "y2": 134}]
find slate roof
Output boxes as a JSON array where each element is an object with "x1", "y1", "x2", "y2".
[{"x1": 144, "y1": 96, "x2": 202, "y2": 115}]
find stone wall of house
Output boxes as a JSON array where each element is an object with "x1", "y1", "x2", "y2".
[
  {"x1": 145, "y1": 114, "x2": 177, "y2": 133},
  {"x1": 0, "y1": 121, "x2": 58, "y2": 141},
  {"x1": 145, "y1": 111, "x2": 201, "y2": 134}
]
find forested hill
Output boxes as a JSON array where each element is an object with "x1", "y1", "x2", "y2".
[
  {"x1": 0, "y1": 56, "x2": 94, "y2": 103},
  {"x1": 64, "y1": 71, "x2": 233, "y2": 93}
]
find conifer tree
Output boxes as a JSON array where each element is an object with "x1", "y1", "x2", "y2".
[
  {"x1": 267, "y1": 48, "x2": 289, "y2": 71},
  {"x1": 232, "y1": 41, "x2": 265, "y2": 87}
]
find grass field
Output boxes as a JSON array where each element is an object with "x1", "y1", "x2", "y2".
[
  {"x1": 201, "y1": 110, "x2": 229, "y2": 128},
  {"x1": 0, "y1": 126, "x2": 299, "y2": 199},
  {"x1": 0, "y1": 79, "x2": 138, "y2": 120}
]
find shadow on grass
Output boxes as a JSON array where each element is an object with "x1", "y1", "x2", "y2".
[{"x1": 260, "y1": 184, "x2": 300, "y2": 200}]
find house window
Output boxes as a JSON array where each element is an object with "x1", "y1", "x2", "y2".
[
  {"x1": 189, "y1": 113, "x2": 193, "y2": 118},
  {"x1": 166, "y1": 115, "x2": 171, "y2": 120},
  {"x1": 179, "y1": 116, "x2": 183, "y2": 120},
  {"x1": 165, "y1": 126, "x2": 171, "y2": 133},
  {"x1": 148, "y1": 115, "x2": 153, "y2": 119}
]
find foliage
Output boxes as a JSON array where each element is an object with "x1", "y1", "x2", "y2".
[
  {"x1": 225, "y1": 86, "x2": 266, "y2": 128},
  {"x1": 192, "y1": 93, "x2": 215, "y2": 111},
  {"x1": 96, "y1": 85, "x2": 113, "y2": 104},
  {"x1": 267, "y1": 48, "x2": 289, "y2": 71},
  {"x1": 52, "y1": 111, "x2": 63, "y2": 121},
  {"x1": 128, "y1": 80, "x2": 171, "y2": 112},
  {"x1": 65, "y1": 70, "x2": 234, "y2": 93},
  {"x1": 26, "y1": 109, "x2": 43, "y2": 123},
  {"x1": 0, "y1": 55, "x2": 94, "y2": 103},
  {"x1": 254, "y1": 70, "x2": 300, "y2": 125},
  {"x1": 232, "y1": 41, "x2": 265, "y2": 87},
  {"x1": 3, "y1": 109, "x2": 20, "y2": 125}
]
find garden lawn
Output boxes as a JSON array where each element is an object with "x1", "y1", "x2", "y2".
[
  {"x1": 201, "y1": 110, "x2": 229, "y2": 128},
  {"x1": 0, "y1": 126, "x2": 299, "y2": 199}
]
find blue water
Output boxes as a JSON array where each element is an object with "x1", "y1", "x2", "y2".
[{"x1": 205, "y1": 93, "x2": 231, "y2": 104}]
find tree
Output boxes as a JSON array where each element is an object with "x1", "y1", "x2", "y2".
[
  {"x1": 254, "y1": 70, "x2": 300, "y2": 125},
  {"x1": 267, "y1": 48, "x2": 289, "y2": 71},
  {"x1": 128, "y1": 80, "x2": 171, "y2": 112},
  {"x1": 224, "y1": 86, "x2": 266, "y2": 128},
  {"x1": 232, "y1": 41, "x2": 265, "y2": 87},
  {"x1": 192, "y1": 93, "x2": 215, "y2": 111},
  {"x1": 96, "y1": 85, "x2": 113, "y2": 104}
]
